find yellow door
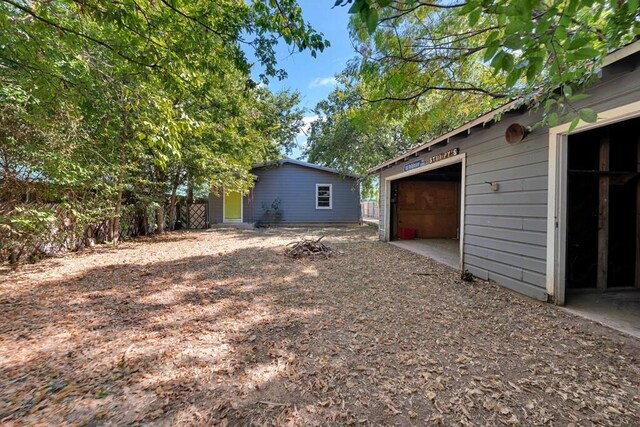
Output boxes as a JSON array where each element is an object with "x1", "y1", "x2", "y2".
[{"x1": 224, "y1": 191, "x2": 242, "y2": 221}]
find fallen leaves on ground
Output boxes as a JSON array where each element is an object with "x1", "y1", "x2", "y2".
[{"x1": 1, "y1": 226, "x2": 639, "y2": 425}]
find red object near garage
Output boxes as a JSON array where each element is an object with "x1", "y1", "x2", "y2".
[{"x1": 398, "y1": 227, "x2": 416, "y2": 240}]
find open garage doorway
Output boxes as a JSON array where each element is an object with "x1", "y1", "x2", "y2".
[
  {"x1": 390, "y1": 163, "x2": 462, "y2": 241},
  {"x1": 563, "y1": 117, "x2": 640, "y2": 336},
  {"x1": 386, "y1": 160, "x2": 464, "y2": 270}
]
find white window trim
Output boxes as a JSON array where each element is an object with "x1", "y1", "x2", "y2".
[
  {"x1": 547, "y1": 100, "x2": 640, "y2": 305},
  {"x1": 316, "y1": 184, "x2": 333, "y2": 210}
]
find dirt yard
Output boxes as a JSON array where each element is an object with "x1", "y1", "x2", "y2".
[{"x1": 1, "y1": 226, "x2": 639, "y2": 426}]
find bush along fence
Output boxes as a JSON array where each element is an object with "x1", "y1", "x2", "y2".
[{"x1": 0, "y1": 197, "x2": 208, "y2": 265}]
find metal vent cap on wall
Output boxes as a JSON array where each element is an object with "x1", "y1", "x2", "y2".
[{"x1": 505, "y1": 123, "x2": 530, "y2": 144}]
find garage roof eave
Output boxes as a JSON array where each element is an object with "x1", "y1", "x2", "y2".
[{"x1": 367, "y1": 99, "x2": 522, "y2": 175}]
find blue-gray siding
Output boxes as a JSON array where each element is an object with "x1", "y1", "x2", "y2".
[
  {"x1": 210, "y1": 163, "x2": 360, "y2": 224},
  {"x1": 378, "y1": 53, "x2": 640, "y2": 301},
  {"x1": 210, "y1": 192, "x2": 223, "y2": 224}
]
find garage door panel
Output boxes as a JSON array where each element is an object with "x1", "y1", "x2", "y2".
[
  {"x1": 397, "y1": 181, "x2": 459, "y2": 238},
  {"x1": 397, "y1": 212, "x2": 458, "y2": 238}
]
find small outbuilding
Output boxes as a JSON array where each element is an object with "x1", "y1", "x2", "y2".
[
  {"x1": 369, "y1": 40, "x2": 640, "y2": 308},
  {"x1": 209, "y1": 158, "x2": 361, "y2": 225}
]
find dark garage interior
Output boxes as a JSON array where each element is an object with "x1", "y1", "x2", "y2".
[
  {"x1": 566, "y1": 117, "x2": 640, "y2": 291},
  {"x1": 564, "y1": 117, "x2": 640, "y2": 336},
  {"x1": 390, "y1": 163, "x2": 462, "y2": 241}
]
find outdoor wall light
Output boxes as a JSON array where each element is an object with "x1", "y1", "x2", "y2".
[{"x1": 485, "y1": 181, "x2": 500, "y2": 192}]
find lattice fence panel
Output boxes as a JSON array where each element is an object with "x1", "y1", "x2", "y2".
[
  {"x1": 119, "y1": 210, "x2": 138, "y2": 239},
  {"x1": 189, "y1": 203, "x2": 207, "y2": 229},
  {"x1": 173, "y1": 202, "x2": 207, "y2": 229}
]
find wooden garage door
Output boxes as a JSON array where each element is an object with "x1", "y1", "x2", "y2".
[{"x1": 397, "y1": 181, "x2": 460, "y2": 238}]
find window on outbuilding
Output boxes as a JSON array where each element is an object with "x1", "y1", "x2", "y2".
[{"x1": 316, "y1": 184, "x2": 332, "y2": 209}]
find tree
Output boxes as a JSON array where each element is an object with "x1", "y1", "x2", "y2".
[
  {"x1": 161, "y1": 87, "x2": 305, "y2": 230},
  {"x1": 0, "y1": 0, "x2": 325, "y2": 261},
  {"x1": 305, "y1": 72, "x2": 412, "y2": 198},
  {"x1": 336, "y1": 0, "x2": 639, "y2": 129},
  {"x1": 304, "y1": 0, "x2": 637, "y2": 196},
  {"x1": 304, "y1": 57, "x2": 496, "y2": 190}
]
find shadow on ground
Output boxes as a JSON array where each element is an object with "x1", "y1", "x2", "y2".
[{"x1": 1, "y1": 226, "x2": 639, "y2": 425}]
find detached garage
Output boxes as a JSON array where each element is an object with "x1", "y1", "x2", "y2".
[{"x1": 369, "y1": 41, "x2": 640, "y2": 310}]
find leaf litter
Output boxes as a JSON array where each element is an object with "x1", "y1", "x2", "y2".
[{"x1": 1, "y1": 226, "x2": 639, "y2": 425}]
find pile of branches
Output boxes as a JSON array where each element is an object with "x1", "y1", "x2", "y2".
[{"x1": 284, "y1": 236, "x2": 332, "y2": 259}]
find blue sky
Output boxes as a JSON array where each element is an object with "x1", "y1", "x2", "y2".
[{"x1": 249, "y1": 1, "x2": 355, "y2": 159}]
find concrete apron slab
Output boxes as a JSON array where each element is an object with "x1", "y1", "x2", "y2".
[
  {"x1": 561, "y1": 291, "x2": 640, "y2": 339},
  {"x1": 389, "y1": 239, "x2": 460, "y2": 270}
]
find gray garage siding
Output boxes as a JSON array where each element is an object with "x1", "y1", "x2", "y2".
[
  {"x1": 378, "y1": 53, "x2": 640, "y2": 301},
  {"x1": 462, "y1": 114, "x2": 549, "y2": 300}
]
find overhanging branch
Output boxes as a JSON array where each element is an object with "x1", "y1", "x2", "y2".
[{"x1": 361, "y1": 84, "x2": 508, "y2": 104}]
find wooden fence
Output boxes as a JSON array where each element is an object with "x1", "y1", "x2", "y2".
[
  {"x1": 175, "y1": 202, "x2": 208, "y2": 230},
  {"x1": 2, "y1": 199, "x2": 210, "y2": 264},
  {"x1": 361, "y1": 200, "x2": 380, "y2": 220}
]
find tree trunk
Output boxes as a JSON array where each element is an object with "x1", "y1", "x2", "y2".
[
  {"x1": 152, "y1": 164, "x2": 168, "y2": 234},
  {"x1": 168, "y1": 171, "x2": 181, "y2": 231},
  {"x1": 111, "y1": 187, "x2": 122, "y2": 243},
  {"x1": 110, "y1": 115, "x2": 128, "y2": 244},
  {"x1": 68, "y1": 211, "x2": 77, "y2": 251},
  {"x1": 142, "y1": 211, "x2": 149, "y2": 236},
  {"x1": 156, "y1": 205, "x2": 165, "y2": 233},
  {"x1": 9, "y1": 248, "x2": 19, "y2": 265},
  {"x1": 186, "y1": 178, "x2": 194, "y2": 229}
]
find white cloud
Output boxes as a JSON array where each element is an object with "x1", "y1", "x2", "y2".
[
  {"x1": 308, "y1": 76, "x2": 337, "y2": 89},
  {"x1": 298, "y1": 115, "x2": 321, "y2": 136}
]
